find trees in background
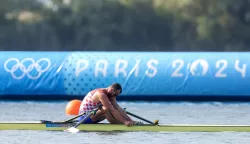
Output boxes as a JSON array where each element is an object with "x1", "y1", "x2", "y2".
[{"x1": 0, "y1": 0, "x2": 249, "y2": 51}]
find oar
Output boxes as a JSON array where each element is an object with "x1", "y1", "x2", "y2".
[
  {"x1": 41, "y1": 111, "x2": 90, "y2": 124},
  {"x1": 124, "y1": 108, "x2": 159, "y2": 125},
  {"x1": 64, "y1": 103, "x2": 102, "y2": 133},
  {"x1": 62, "y1": 112, "x2": 87, "y2": 123}
]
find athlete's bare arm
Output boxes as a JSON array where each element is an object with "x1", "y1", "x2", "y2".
[
  {"x1": 95, "y1": 92, "x2": 129, "y2": 125},
  {"x1": 109, "y1": 97, "x2": 133, "y2": 121}
]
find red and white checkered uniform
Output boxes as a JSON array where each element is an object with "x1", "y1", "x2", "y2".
[{"x1": 79, "y1": 88, "x2": 108, "y2": 114}]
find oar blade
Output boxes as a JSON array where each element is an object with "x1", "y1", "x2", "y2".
[{"x1": 64, "y1": 127, "x2": 80, "y2": 133}]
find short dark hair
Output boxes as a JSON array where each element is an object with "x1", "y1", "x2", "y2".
[{"x1": 111, "y1": 83, "x2": 122, "y2": 93}]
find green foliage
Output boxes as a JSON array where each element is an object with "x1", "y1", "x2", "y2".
[{"x1": 0, "y1": 0, "x2": 250, "y2": 51}]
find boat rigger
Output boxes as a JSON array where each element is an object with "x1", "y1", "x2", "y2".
[{"x1": 1, "y1": 121, "x2": 250, "y2": 132}]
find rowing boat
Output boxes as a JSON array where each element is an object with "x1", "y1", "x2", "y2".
[{"x1": 1, "y1": 121, "x2": 250, "y2": 132}]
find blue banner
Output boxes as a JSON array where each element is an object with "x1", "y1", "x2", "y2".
[
  {"x1": 63, "y1": 52, "x2": 250, "y2": 96},
  {"x1": 0, "y1": 51, "x2": 250, "y2": 97},
  {"x1": 0, "y1": 52, "x2": 66, "y2": 95}
]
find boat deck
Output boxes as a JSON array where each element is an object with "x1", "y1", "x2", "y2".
[{"x1": 1, "y1": 121, "x2": 250, "y2": 132}]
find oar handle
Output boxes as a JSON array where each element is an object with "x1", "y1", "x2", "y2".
[
  {"x1": 63, "y1": 103, "x2": 103, "y2": 123},
  {"x1": 73, "y1": 103, "x2": 103, "y2": 128},
  {"x1": 63, "y1": 113, "x2": 85, "y2": 123}
]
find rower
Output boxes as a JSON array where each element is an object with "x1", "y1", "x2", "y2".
[{"x1": 78, "y1": 83, "x2": 137, "y2": 126}]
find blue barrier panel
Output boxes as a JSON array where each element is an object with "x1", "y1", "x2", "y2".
[
  {"x1": 0, "y1": 52, "x2": 66, "y2": 95},
  {"x1": 0, "y1": 51, "x2": 250, "y2": 99},
  {"x1": 62, "y1": 52, "x2": 250, "y2": 96}
]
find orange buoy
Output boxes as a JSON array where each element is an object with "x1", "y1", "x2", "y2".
[{"x1": 65, "y1": 99, "x2": 82, "y2": 116}]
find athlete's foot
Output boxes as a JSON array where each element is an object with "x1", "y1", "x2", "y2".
[{"x1": 124, "y1": 121, "x2": 134, "y2": 126}]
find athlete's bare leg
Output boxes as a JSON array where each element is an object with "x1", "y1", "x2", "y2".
[
  {"x1": 89, "y1": 110, "x2": 106, "y2": 123},
  {"x1": 104, "y1": 110, "x2": 122, "y2": 124},
  {"x1": 89, "y1": 109, "x2": 123, "y2": 124}
]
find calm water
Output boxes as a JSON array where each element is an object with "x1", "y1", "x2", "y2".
[{"x1": 1, "y1": 101, "x2": 250, "y2": 144}]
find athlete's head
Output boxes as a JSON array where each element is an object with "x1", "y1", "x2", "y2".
[{"x1": 107, "y1": 83, "x2": 122, "y2": 97}]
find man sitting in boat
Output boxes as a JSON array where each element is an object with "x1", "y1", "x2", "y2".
[{"x1": 78, "y1": 83, "x2": 136, "y2": 126}]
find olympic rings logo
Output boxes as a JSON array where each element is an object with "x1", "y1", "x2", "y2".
[{"x1": 4, "y1": 58, "x2": 51, "y2": 80}]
